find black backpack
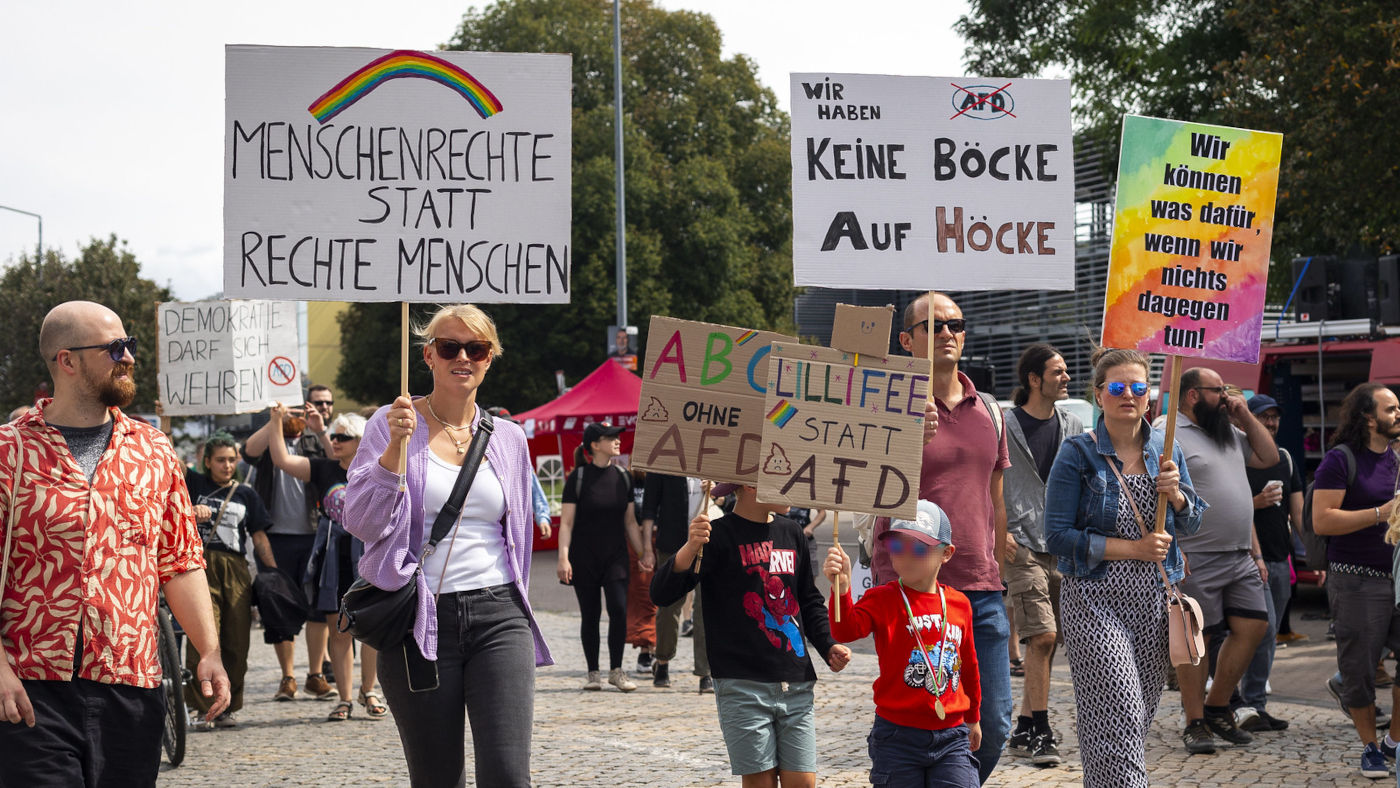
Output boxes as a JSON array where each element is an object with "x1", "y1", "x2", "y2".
[{"x1": 1300, "y1": 444, "x2": 1357, "y2": 571}]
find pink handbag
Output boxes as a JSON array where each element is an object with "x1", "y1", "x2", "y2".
[{"x1": 1107, "y1": 459, "x2": 1205, "y2": 667}]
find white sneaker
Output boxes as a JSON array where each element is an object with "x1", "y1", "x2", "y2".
[
  {"x1": 582, "y1": 671, "x2": 602, "y2": 691},
  {"x1": 1266, "y1": 680, "x2": 1272, "y2": 695},
  {"x1": 608, "y1": 667, "x2": 637, "y2": 692},
  {"x1": 1234, "y1": 706, "x2": 1260, "y2": 728}
]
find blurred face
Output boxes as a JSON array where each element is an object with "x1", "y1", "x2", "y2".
[
  {"x1": 425, "y1": 319, "x2": 493, "y2": 396},
  {"x1": 1035, "y1": 355, "x2": 1071, "y2": 402},
  {"x1": 1372, "y1": 389, "x2": 1400, "y2": 441},
  {"x1": 886, "y1": 534, "x2": 951, "y2": 584},
  {"x1": 899, "y1": 295, "x2": 964, "y2": 365},
  {"x1": 206, "y1": 446, "x2": 239, "y2": 485},
  {"x1": 69, "y1": 325, "x2": 136, "y2": 409},
  {"x1": 329, "y1": 431, "x2": 361, "y2": 460},
  {"x1": 1095, "y1": 364, "x2": 1150, "y2": 425},
  {"x1": 591, "y1": 435, "x2": 621, "y2": 459},
  {"x1": 1257, "y1": 407, "x2": 1281, "y2": 437},
  {"x1": 308, "y1": 390, "x2": 334, "y2": 419},
  {"x1": 616, "y1": 330, "x2": 629, "y2": 351}
]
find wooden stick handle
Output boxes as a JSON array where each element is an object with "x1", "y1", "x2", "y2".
[
  {"x1": 1154, "y1": 356, "x2": 1184, "y2": 533},
  {"x1": 695, "y1": 480, "x2": 712, "y2": 564},
  {"x1": 832, "y1": 510, "x2": 842, "y2": 622},
  {"x1": 926, "y1": 290, "x2": 937, "y2": 400},
  {"x1": 398, "y1": 303, "x2": 410, "y2": 481}
]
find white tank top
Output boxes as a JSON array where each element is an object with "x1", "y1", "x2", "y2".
[{"x1": 420, "y1": 451, "x2": 514, "y2": 593}]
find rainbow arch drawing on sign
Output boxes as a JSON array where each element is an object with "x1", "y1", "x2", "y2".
[
  {"x1": 308, "y1": 50, "x2": 503, "y2": 124},
  {"x1": 735, "y1": 330, "x2": 759, "y2": 346}
]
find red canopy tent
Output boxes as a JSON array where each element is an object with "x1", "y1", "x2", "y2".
[{"x1": 515, "y1": 360, "x2": 642, "y2": 549}]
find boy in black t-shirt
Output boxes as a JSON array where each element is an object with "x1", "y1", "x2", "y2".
[{"x1": 652, "y1": 483, "x2": 851, "y2": 787}]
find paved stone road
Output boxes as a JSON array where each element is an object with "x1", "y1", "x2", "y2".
[{"x1": 155, "y1": 543, "x2": 1386, "y2": 787}]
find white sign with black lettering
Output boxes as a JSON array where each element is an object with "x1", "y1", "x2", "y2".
[
  {"x1": 158, "y1": 300, "x2": 303, "y2": 416},
  {"x1": 224, "y1": 45, "x2": 572, "y2": 303},
  {"x1": 790, "y1": 73, "x2": 1074, "y2": 290}
]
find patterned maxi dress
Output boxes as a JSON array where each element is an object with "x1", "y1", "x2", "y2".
[{"x1": 1060, "y1": 473, "x2": 1170, "y2": 788}]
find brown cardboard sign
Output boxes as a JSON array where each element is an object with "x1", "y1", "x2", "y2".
[
  {"x1": 829, "y1": 303, "x2": 894, "y2": 358},
  {"x1": 631, "y1": 316, "x2": 796, "y2": 485},
  {"x1": 756, "y1": 341, "x2": 926, "y2": 518}
]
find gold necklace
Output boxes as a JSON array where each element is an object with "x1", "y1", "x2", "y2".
[{"x1": 425, "y1": 396, "x2": 474, "y2": 455}]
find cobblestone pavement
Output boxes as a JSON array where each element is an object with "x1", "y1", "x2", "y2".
[{"x1": 157, "y1": 592, "x2": 1389, "y2": 788}]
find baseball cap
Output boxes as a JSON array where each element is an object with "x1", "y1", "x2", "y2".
[
  {"x1": 1247, "y1": 393, "x2": 1280, "y2": 415},
  {"x1": 879, "y1": 500, "x2": 953, "y2": 548},
  {"x1": 582, "y1": 422, "x2": 625, "y2": 445}
]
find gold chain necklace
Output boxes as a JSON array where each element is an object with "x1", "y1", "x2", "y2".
[{"x1": 425, "y1": 396, "x2": 474, "y2": 455}]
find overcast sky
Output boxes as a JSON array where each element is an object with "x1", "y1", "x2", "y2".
[{"x1": 0, "y1": 1, "x2": 970, "y2": 300}]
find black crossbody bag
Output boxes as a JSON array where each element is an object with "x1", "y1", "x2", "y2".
[{"x1": 337, "y1": 411, "x2": 495, "y2": 651}]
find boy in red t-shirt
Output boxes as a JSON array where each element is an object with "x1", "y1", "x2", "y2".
[{"x1": 826, "y1": 500, "x2": 981, "y2": 787}]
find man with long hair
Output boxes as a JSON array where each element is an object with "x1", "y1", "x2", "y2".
[{"x1": 1314, "y1": 382, "x2": 1400, "y2": 778}]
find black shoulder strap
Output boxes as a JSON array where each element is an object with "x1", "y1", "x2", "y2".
[
  {"x1": 977, "y1": 391, "x2": 1004, "y2": 441},
  {"x1": 426, "y1": 410, "x2": 495, "y2": 549},
  {"x1": 1338, "y1": 443, "x2": 1357, "y2": 487}
]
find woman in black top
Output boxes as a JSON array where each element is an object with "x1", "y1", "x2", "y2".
[
  {"x1": 556, "y1": 423, "x2": 652, "y2": 691},
  {"x1": 264, "y1": 404, "x2": 386, "y2": 722}
]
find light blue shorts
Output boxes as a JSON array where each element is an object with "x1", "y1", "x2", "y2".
[{"x1": 713, "y1": 678, "x2": 817, "y2": 775}]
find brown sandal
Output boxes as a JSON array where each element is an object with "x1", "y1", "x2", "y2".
[
  {"x1": 327, "y1": 700, "x2": 353, "y2": 721},
  {"x1": 359, "y1": 690, "x2": 388, "y2": 719}
]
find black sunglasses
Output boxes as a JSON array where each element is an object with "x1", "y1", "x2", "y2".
[
  {"x1": 309, "y1": 400, "x2": 334, "y2": 408},
  {"x1": 54, "y1": 336, "x2": 137, "y2": 362},
  {"x1": 907, "y1": 319, "x2": 967, "y2": 335},
  {"x1": 1192, "y1": 386, "x2": 1229, "y2": 396},
  {"x1": 431, "y1": 339, "x2": 492, "y2": 362},
  {"x1": 328, "y1": 433, "x2": 356, "y2": 442}
]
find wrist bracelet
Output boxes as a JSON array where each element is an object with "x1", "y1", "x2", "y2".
[{"x1": 1378, "y1": 506, "x2": 1384, "y2": 524}]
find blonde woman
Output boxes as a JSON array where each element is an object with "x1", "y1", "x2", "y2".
[{"x1": 344, "y1": 304, "x2": 551, "y2": 788}]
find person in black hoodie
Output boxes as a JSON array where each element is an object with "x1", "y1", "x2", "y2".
[{"x1": 652, "y1": 482, "x2": 851, "y2": 788}]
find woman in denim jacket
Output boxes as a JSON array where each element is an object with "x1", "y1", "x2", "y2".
[{"x1": 1044, "y1": 348, "x2": 1206, "y2": 787}]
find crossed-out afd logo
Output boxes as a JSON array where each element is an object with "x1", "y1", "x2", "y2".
[{"x1": 949, "y1": 82, "x2": 1015, "y2": 121}]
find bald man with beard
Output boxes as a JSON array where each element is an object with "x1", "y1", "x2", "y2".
[{"x1": 0, "y1": 301, "x2": 228, "y2": 788}]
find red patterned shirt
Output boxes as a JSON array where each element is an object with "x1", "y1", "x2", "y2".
[{"x1": 0, "y1": 401, "x2": 205, "y2": 688}]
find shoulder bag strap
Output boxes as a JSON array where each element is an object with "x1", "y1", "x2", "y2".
[
  {"x1": 1, "y1": 425, "x2": 21, "y2": 616},
  {"x1": 213, "y1": 480, "x2": 239, "y2": 527},
  {"x1": 425, "y1": 410, "x2": 495, "y2": 550},
  {"x1": 1105, "y1": 455, "x2": 1178, "y2": 595}
]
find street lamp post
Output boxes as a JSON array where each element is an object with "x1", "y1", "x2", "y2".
[
  {"x1": 612, "y1": 0, "x2": 627, "y2": 332},
  {"x1": 0, "y1": 204, "x2": 42, "y2": 264}
]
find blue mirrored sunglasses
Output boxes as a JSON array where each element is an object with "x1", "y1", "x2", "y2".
[
  {"x1": 1104, "y1": 381, "x2": 1150, "y2": 398},
  {"x1": 886, "y1": 537, "x2": 932, "y2": 557}
]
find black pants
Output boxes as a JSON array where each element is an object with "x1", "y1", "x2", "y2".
[
  {"x1": 0, "y1": 678, "x2": 164, "y2": 788},
  {"x1": 573, "y1": 575, "x2": 629, "y2": 671},
  {"x1": 377, "y1": 584, "x2": 535, "y2": 788}
]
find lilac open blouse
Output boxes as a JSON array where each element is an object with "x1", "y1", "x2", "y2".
[{"x1": 343, "y1": 399, "x2": 552, "y2": 665}]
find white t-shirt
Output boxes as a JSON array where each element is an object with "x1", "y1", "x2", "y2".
[{"x1": 421, "y1": 451, "x2": 514, "y2": 593}]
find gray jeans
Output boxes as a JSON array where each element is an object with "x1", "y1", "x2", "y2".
[
  {"x1": 377, "y1": 584, "x2": 536, "y2": 788},
  {"x1": 1239, "y1": 559, "x2": 1289, "y2": 709},
  {"x1": 653, "y1": 549, "x2": 709, "y2": 676}
]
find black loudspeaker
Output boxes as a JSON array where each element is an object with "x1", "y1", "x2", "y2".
[
  {"x1": 1292, "y1": 256, "x2": 1335, "y2": 321},
  {"x1": 1339, "y1": 257, "x2": 1379, "y2": 322},
  {"x1": 1379, "y1": 255, "x2": 1400, "y2": 325}
]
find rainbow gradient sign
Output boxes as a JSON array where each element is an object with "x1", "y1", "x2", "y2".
[
  {"x1": 224, "y1": 46, "x2": 571, "y2": 303},
  {"x1": 1102, "y1": 115, "x2": 1283, "y2": 363}
]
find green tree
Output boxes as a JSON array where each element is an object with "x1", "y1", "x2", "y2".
[
  {"x1": 957, "y1": 0, "x2": 1399, "y2": 298},
  {"x1": 337, "y1": 0, "x2": 796, "y2": 410},
  {"x1": 0, "y1": 235, "x2": 172, "y2": 412}
]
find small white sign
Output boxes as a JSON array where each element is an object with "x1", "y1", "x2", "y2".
[{"x1": 158, "y1": 300, "x2": 303, "y2": 416}]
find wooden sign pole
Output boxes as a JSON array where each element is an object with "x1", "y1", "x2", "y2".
[
  {"x1": 398, "y1": 303, "x2": 411, "y2": 487},
  {"x1": 832, "y1": 509, "x2": 842, "y2": 622},
  {"x1": 695, "y1": 479, "x2": 712, "y2": 569},
  {"x1": 1153, "y1": 356, "x2": 1184, "y2": 533}
]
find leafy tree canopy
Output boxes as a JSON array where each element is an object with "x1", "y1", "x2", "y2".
[
  {"x1": 958, "y1": 0, "x2": 1399, "y2": 296},
  {"x1": 0, "y1": 236, "x2": 172, "y2": 412}
]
